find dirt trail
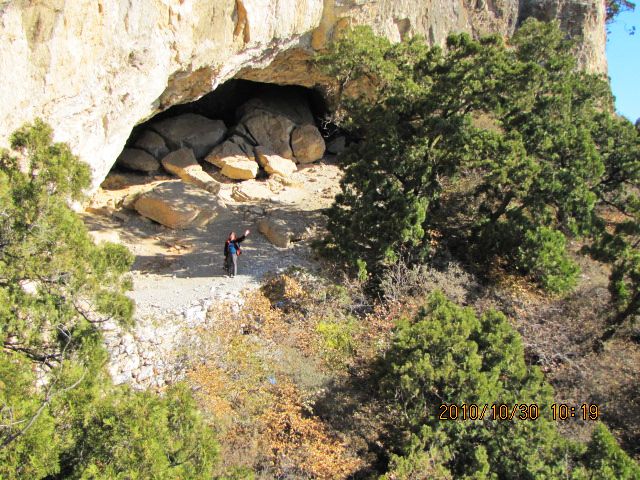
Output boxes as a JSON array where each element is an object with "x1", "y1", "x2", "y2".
[{"x1": 83, "y1": 159, "x2": 342, "y2": 320}]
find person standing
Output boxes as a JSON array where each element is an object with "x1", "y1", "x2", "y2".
[{"x1": 224, "y1": 229, "x2": 250, "y2": 277}]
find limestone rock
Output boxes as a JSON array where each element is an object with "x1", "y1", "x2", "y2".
[
  {"x1": 236, "y1": 91, "x2": 315, "y2": 126},
  {"x1": 221, "y1": 159, "x2": 259, "y2": 180},
  {"x1": 231, "y1": 181, "x2": 274, "y2": 202},
  {"x1": 134, "y1": 181, "x2": 219, "y2": 229},
  {"x1": 134, "y1": 130, "x2": 170, "y2": 159},
  {"x1": 241, "y1": 112, "x2": 296, "y2": 159},
  {"x1": 152, "y1": 114, "x2": 227, "y2": 159},
  {"x1": 205, "y1": 138, "x2": 255, "y2": 168},
  {"x1": 205, "y1": 138, "x2": 259, "y2": 180},
  {"x1": 255, "y1": 147, "x2": 297, "y2": 177},
  {"x1": 258, "y1": 210, "x2": 311, "y2": 248},
  {"x1": 258, "y1": 218, "x2": 293, "y2": 248},
  {"x1": 0, "y1": 0, "x2": 606, "y2": 190},
  {"x1": 291, "y1": 125, "x2": 325, "y2": 163},
  {"x1": 161, "y1": 147, "x2": 220, "y2": 194},
  {"x1": 116, "y1": 148, "x2": 160, "y2": 173}
]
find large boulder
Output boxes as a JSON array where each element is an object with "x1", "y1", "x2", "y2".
[
  {"x1": 151, "y1": 114, "x2": 227, "y2": 159},
  {"x1": 134, "y1": 181, "x2": 219, "y2": 229},
  {"x1": 133, "y1": 130, "x2": 169, "y2": 159},
  {"x1": 291, "y1": 125, "x2": 325, "y2": 163},
  {"x1": 115, "y1": 148, "x2": 160, "y2": 173},
  {"x1": 236, "y1": 91, "x2": 315, "y2": 126},
  {"x1": 257, "y1": 211, "x2": 311, "y2": 248},
  {"x1": 255, "y1": 147, "x2": 297, "y2": 177},
  {"x1": 240, "y1": 111, "x2": 296, "y2": 159},
  {"x1": 161, "y1": 148, "x2": 220, "y2": 194},
  {"x1": 258, "y1": 218, "x2": 293, "y2": 248},
  {"x1": 205, "y1": 138, "x2": 259, "y2": 180}
]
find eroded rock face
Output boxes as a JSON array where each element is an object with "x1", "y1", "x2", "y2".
[{"x1": 0, "y1": 0, "x2": 606, "y2": 189}]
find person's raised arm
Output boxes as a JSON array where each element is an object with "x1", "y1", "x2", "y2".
[{"x1": 237, "y1": 229, "x2": 250, "y2": 243}]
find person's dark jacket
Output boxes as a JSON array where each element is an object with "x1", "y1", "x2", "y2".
[{"x1": 224, "y1": 235, "x2": 246, "y2": 256}]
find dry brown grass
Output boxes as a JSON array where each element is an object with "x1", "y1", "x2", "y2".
[{"x1": 185, "y1": 272, "x2": 383, "y2": 477}]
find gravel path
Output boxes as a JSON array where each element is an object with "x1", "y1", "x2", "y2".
[{"x1": 126, "y1": 204, "x2": 319, "y2": 319}]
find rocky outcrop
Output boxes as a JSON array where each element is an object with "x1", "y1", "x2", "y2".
[
  {"x1": 0, "y1": 1, "x2": 606, "y2": 189},
  {"x1": 518, "y1": 0, "x2": 607, "y2": 75}
]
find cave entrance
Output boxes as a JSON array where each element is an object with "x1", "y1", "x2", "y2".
[
  {"x1": 87, "y1": 79, "x2": 345, "y2": 317},
  {"x1": 105, "y1": 79, "x2": 335, "y2": 185},
  {"x1": 152, "y1": 79, "x2": 329, "y2": 128}
]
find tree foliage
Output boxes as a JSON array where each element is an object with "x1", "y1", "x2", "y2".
[
  {"x1": 0, "y1": 121, "x2": 218, "y2": 478},
  {"x1": 380, "y1": 292, "x2": 640, "y2": 479},
  {"x1": 606, "y1": 0, "x2": 636, "y2": 22},
  {"x1": 319, "y1": 21, "x2": 640, "y2": 321}
]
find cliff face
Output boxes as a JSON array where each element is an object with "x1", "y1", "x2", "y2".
[{"x1": 0, "y1": 0, "x2": 607, "y2": 187}]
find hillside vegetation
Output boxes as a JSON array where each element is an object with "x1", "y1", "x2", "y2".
[{"x1": 319, "y1": 20, "x2": 639, "y2": 337}]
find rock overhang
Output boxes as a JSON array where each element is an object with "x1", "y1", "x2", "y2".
[{"x1": 0, "y1": 0, "x2": 606, "y2": 190}]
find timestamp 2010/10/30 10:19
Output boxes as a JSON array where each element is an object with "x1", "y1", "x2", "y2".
[{"x1": 438, "y1": 403, "x2": 600, "y2": 421}]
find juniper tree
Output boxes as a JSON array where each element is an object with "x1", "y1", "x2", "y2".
[
  {"x1": 320, "y1": 21, "x2": 640, "y2": 319},
  {"x1": 0, "y1": 121, "x2": 218, "y2": 478},
  {"x1": 380, "y1": 292, "x2": 640, "y2": 479}
]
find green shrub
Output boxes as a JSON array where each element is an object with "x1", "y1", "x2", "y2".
[
  {"x1": 316, "y1": 316, "x2": 359, "y2": 369},
  {"x1": 0, "y1": 121, "x2": 218, "y2": 478},
  {"x1": 517, "y1": 227, "x2": 580, "y2": 294},
  {"x1": 380, "y1": 291, "x2": 640, "y2": 479}
]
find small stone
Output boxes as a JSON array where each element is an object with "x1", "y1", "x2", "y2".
[{"x1": 122, "y1": 354, "x2": 140, "y2": 371}]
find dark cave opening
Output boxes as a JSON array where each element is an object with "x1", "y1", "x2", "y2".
[{"x1": 107, "y1": 79, "x2": 341, "y2": 180}]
